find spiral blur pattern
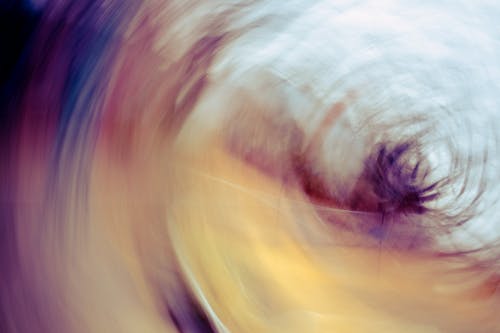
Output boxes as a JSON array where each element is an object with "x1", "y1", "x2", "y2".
[{"x1": 1, "y1": 1, "x2": 500, "y2": 332}]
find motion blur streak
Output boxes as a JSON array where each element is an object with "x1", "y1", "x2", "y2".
[{"x1": 1, "y1": 1, "x2": 499, "y2": 332}]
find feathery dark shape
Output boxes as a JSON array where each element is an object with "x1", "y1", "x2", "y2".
[{"x1": 365, "y1": 141, "x2": 442, "y2": 215}]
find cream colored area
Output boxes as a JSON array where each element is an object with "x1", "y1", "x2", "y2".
[
  {"x1": 68, "y1": 103, "x2": 499, "y2": 329},
  {"x1": 77, "y1": 116, "x2": 499, "y2": 332},
  {"x1": 69, "y1": 103, "x2": 500, "y2": 333},
  {"x1": 166, "y1": 129, "x2": 499, "y2": 332}
]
